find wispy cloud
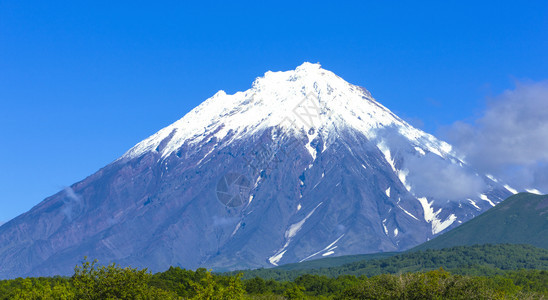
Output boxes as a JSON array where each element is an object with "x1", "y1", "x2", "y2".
[
  {"x1": 62, "y1": 187, "x2": 83, "y2": 221},
  {"x1": 444, "y1": 80, "x2": 548, "y2": 194},
  {"x1": 404, "y1": 153, "x2": 486, "y2": 200},
  {"x1": 375, "y1": 127, "x2": 487, "y2": 201}
]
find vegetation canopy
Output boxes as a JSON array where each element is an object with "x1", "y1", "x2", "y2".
[{"x1": 0, "y1": 244, "x2": 546, "y2": 299}]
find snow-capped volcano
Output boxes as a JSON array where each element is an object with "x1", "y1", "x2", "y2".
[
  {"x1": 0, "y1": 63, "x2": 512, "y2": 278},
  {"x1": 124, "y1": 62, "x2": 451, "y2": 161}
]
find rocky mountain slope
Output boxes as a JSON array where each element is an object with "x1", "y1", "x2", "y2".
[{"x1": 0, "y1": 63, "x2": 513, "y2": 278}]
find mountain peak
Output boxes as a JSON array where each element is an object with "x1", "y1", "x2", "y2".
[
  {"x1": 265, "y1": 61, "x2": 326, "y2": 77},
  {"x1": 253, "y1": 62, "x2": 335, "y2": 91},
  {"x1": 296, "y1": 61, "x2": 322, "y2": 71},
  {"x1": 122, "y1": 63, "x2": 452, "y2": 163}
]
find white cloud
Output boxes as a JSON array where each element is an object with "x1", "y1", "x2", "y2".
[
  {"x1": 404, "y1": 153, "x2": 486, "y2": 200},
  {"x1": 444, "y1": 80, "x2": 548, "y2": 193},
  {"x1": 62, "y1": 187, "x2": 83, "y2": 221},
  {"x1": 374, "y1": 127, "x2": 487, "y2": 201}
]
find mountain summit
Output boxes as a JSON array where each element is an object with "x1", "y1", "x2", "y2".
[
  {"x1": 123, "y1": 62, "x2": 451, "y2": 162},
  {"x1": 0, "y1": 63, "x2": 513, "y2": 278}
]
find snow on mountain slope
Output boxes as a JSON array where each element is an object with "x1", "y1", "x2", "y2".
[
  {"x1": 0, "y1": 63, "x2": 512, "y2": 279},
  {"x1": 122, "y1": 62, "x2": 451, "y2": 162}
]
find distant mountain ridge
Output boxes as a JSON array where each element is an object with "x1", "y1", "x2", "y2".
[{"x1": 0, "y1": 63, "x2": 512, "y2": 278}]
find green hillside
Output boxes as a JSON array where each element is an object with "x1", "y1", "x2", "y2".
[
  {"x1": 413, "y1": 192, "x2": 548, "y2": 251},
  {"x1": 274, "y1": 252, "x2": 398, "y2": 271},
  {"x1": 235, "y1": 244, "x2": 548, "y2": 281}
]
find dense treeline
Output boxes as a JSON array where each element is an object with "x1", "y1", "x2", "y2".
[
  {"x1": 0, "y1": 264, "x2": 546, "y2": 299},
  {"x1": 0, "y1": 244, "x2": 546, "y2": 299},
  {"x1": 235, "y1": 244, "x2": 548, "y2": 281}
]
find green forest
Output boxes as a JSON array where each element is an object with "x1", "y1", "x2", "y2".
[
  {"x1": 236, "y1": 244, "x2": 548, "y2": 280},
  {"x1": 0, "y1": 244, "x2": 547, "y2": 299}
]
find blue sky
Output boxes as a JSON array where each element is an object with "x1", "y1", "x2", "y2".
[{"x1": 1, "y1": 1, "x2": 547, "y2": 223}]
